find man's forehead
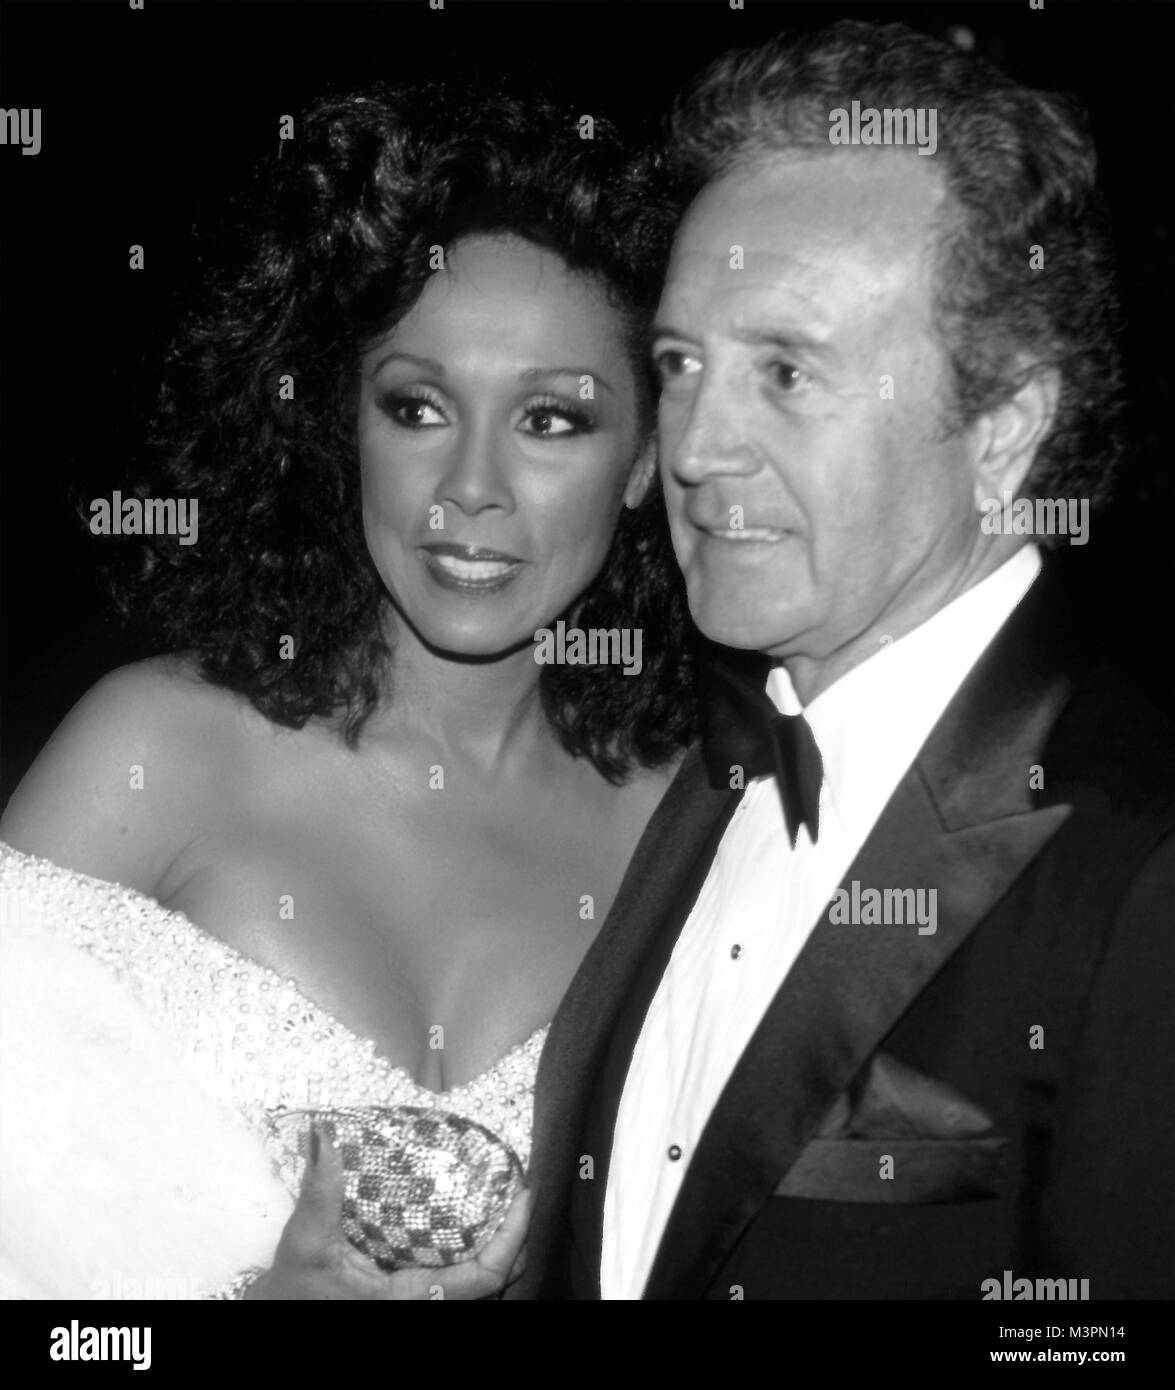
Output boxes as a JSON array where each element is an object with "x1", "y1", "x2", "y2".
[
  {"x1": 673, "y1": 148, "x2": 944, "y2": 263},
  {"x1": 661, "y1": 148, "x2": 944, "y2": 325},
  {"x1": 658, "y1": 270, "x2": 837, "y2": 337}
]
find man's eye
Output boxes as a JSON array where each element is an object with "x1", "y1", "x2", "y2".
[
  {"x1": 770, "y1": 362, "x2": 808, "y2": 392},
  {"x1": 654, "y1": 349, "x2": 701, "y2": 383},
  {"x1": 382, "y1": 394, "x2": 446, "y2": 429}
]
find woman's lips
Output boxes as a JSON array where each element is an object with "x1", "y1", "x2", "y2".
[{"x1": 419, "y1": 543, "x2": 525, "y2": 592}]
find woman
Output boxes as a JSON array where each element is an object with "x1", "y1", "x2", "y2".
[{"x1": 0, "y1": 81, "x2": 695, "y2": 1299}]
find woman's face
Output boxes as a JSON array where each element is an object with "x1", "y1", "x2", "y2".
[{"x1": 357, "y1": 233, "x2": 652, "y2": 659}]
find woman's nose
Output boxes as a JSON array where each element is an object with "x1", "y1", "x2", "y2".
[{"x1": 436, "y1": 429, "x2": 514, "y2": 516}]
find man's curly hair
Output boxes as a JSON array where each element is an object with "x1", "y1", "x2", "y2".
[
  {"x1": 112, "y1": 81, "x2": 697, "y2": 780},
  {"x1": 664, "y1": 20, "x2": 1125, "y2": 526}
]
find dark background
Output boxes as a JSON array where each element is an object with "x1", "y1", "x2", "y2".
[{"x1": 2, "y1": 0, "x2": 1172, "y2": 803}]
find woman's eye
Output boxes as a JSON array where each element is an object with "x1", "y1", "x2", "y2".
[
  {"x1": 383, "y1": 394, "x2": 446, "y2": 429},
  {"x1": 521, "y1": 404, "x2": 591, "y2": 437}
]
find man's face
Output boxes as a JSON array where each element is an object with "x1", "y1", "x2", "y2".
[{"x1": 655, "y1": 149, "x2": 984, "y2": 687}]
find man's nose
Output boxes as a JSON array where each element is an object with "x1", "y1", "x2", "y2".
[
  {"x1": 663, "y1": 373, "x2": 759, "y2": 487},
  {"x1": 436, "y1": 426, "x2": 513, "y2": 516}
]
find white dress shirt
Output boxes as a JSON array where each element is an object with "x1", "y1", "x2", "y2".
[{"x1": 600, "y1": 545, "x2": 1044, "y2": 1299}]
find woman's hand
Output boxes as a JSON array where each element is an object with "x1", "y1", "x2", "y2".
[{"x1": 246, "y1": 1126, "x2": 531, "y2": 1300}]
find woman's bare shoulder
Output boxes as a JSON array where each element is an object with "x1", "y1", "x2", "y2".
[{"x1": 0, "y1": 655, "x2": 263, "y2": 896}]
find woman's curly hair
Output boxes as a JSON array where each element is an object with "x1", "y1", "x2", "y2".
[{"x1": 112, "y1": 81, "x2": 698, "y2": 781}]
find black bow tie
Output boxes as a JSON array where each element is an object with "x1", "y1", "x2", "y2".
[{"x1": 699, "y1": 649, "x2": 824, "y2": 847}]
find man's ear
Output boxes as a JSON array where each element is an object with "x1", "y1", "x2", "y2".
[
  {"x1": 623, "y1": 437, "x2": 657, "y2": 510},
  {"x1": 968, "y1": 361, "x2": 1061, "y2": 509}
]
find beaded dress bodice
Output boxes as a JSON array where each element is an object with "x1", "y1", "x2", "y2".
[{"x1": 0, "y1": 843, "x2": 546, "y2": 1170}]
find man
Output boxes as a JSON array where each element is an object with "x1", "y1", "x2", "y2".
[{"x1": 515, "y1": 21, "x2": 1173, "y2": 1300}]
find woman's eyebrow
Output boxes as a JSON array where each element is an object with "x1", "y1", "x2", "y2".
[
  {"x1": 371, "y1": 350, "x2": 446, "y2": 376},
  {"x1": 369, "y1": 355, "x2": 614, "y2": 394},
  {"x1": 519, "y1": 366, "x2": 614, "y2": 394}
]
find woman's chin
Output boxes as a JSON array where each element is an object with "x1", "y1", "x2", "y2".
[{"x1": 409, "y1": 620, "x2": 544, "y2": 665}]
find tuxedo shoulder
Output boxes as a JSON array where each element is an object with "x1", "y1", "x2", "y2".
[
  {"x1": 655, "y1": 739, "x2": 735, "y2": 819},
  {"x1": 1047, "y1": 659, "x2": 1175, "y2": 820}
]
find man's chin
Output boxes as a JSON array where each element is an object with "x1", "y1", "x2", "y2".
[{"x1": 692, "y1": 603, "x2": 799, "y2": 655}]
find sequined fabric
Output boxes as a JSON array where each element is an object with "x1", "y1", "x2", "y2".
[
  {"x1": 270, "y1": 1107, "x2": 524, "y2": 1267},
  {"x1": 0, "y1": 844, "x2": 547, "y2": 1171}
]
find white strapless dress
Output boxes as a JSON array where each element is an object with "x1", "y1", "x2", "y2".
[{"x1": 0, "y1": 842, "x2": 547, "y2": 1299}]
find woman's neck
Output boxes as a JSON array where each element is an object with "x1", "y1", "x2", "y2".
[{"x1": 364, "y1": 615, "x2": 555, "y2": 778}]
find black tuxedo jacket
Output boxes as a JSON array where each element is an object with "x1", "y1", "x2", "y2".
[{"x1": 512, "y1": 564, "x2": 1175, "y2": 1300}]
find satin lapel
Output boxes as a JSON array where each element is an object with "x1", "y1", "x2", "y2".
[
  {"x1": 644, "y1": 563, "x2": 1081, "y2": 1299},
  {"x1": 520, "y1": 743, "x2": 739, "y2": 1292}
]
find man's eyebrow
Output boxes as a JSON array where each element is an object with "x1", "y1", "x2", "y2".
[
  {"x1": 651, "y1": 322, "x2": 696, "y2": 345},
  {"x1": 735, "y1": 328, "x2": 837, "y2": 360},
  {"x1": 650, "y1": 324, "x2": 837, "y2": 359},
  {"x1": 651, "y1": 324, "x2": 840, "y2": 368}
]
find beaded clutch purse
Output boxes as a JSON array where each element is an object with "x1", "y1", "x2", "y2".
[{"x1": 268, "y1": 1105, "x2": 524, "y2": 1270}]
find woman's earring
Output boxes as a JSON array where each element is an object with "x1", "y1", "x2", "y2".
[{"x1": 624, "y1": 445, "x2": 657, "y2": 509}]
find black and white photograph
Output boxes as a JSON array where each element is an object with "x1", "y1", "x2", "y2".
[{"x1": 1, "y1": 0, "x2": 1171, "y2": 1362}]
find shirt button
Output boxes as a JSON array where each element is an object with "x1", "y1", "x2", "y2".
[
  {"x1": 730, "y1": 944, "x2": 742, "y2": 959},
  {"x1": 668, "y1": 1144, "x2": 683, "y2": 1161}
]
